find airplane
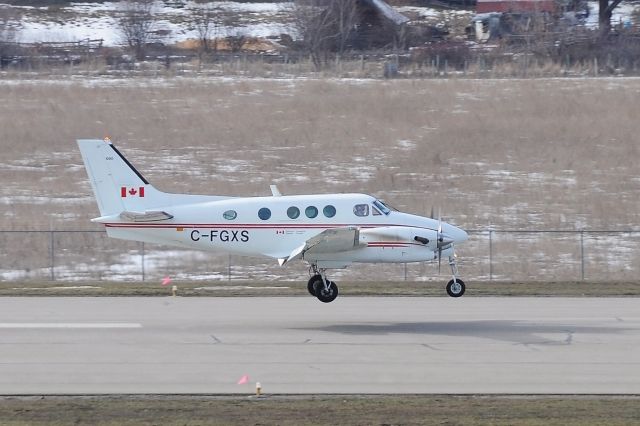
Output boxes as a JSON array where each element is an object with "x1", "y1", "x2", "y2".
[{"x1": 77, "y1": 138, "x2": 469, "y2": 303}]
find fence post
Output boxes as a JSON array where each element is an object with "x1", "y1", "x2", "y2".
[
  {"x1": 404, "y1": 263, "x2": 407, "y2": 281},
  {"x1": 49, "y1": 230, "x2": 55, "y2": 281},
  {"x1": 228, "y1": 254, "x2": 231, "y2": 281},
  {"x1": 580, "y1": 230, "x2": 585, "y2": 281},
  {"x1": 489, "y1": 230, "x2": 493, "y2": 281},
  {"x1": 141, "y1": 242, "x2": 145, "y2": 282}
]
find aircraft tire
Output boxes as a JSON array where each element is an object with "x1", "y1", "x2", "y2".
[
  {"x1": 446, "y1": 279, "x2": 465, "y2": 297},
  {"x1": 314, "y1": 280, "x2": 339, "y2": 303},
  {"x1": 307, "y1": 274, "x2": 322, "y2": 296}
]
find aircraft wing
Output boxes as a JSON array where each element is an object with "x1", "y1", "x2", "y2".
[{"x1": 279, "y1": 226, "x2": 360, "y2": 266}]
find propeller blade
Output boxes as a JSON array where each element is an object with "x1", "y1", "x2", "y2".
[
  {"x1": 437, "y1": 208, "x2": 442, "y2": 274},
  {"x1": 430, "y1": 206, "x2": 434, "y2": 219}
]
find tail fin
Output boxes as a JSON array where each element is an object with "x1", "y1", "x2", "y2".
[{"x1": 77, "y1": 139, "x2": 157, "y2": 216}]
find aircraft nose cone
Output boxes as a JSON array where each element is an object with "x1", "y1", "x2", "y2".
[
  {"x1": 455, "y1": 227, "x2": 469, "y2": 243},
  {"x1": 443, "y1": 224, "x2": 468, "y2": 244}
]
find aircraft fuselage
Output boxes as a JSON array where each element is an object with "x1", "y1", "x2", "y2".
[{"x1": 100, "y1": 193, "x2": 467, "y2": 267}]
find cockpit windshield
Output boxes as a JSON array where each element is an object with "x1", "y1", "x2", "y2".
[{"x1": 373, "y1": 199, "x2": 391, "y2": 215}]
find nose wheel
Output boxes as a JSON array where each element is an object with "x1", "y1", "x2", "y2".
[
  {"x1": 307, "y1": 268, "x2": 339, "y2": 303},
  {"x1": 446, "y1": 278, "x2": 465, "y2": 297}
]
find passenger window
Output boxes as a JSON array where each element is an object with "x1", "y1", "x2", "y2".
[
  {"x1": 372, "y1": 206, "x2": 382, "y2": 216},
  {"x1": 305, "y1": 206, "x2": 318, "y2": 218},
  {"x1": 287, "y1": 206, "x2": 300, "y2": 219},
  {"x1": 353, "y1": 204, "x2": 369, "y2": 217},
  {"x1": 258, "y1": 207, "x2": 271, "y2": 220},
  {"x1": 323, "y1": 205, "x2": 336, "y2": 218},
  {"x1": 223, "y1": 210, "x2": 237, "y2": 220}
]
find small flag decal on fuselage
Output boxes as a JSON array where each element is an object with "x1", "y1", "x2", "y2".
[{"x1": 121, "y1": 186, "x2": 145, "y2": 197}]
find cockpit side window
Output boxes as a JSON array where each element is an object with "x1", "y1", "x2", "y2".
[
  {"x1": 353, "y1": 204, "x2": 369, "y2": 217},
  {"x1": 373, "y1": 200, "x2": 391, "y2": 215},
  {"x1": 372, "y1": 206, "x2": 382, "y2": 216}
]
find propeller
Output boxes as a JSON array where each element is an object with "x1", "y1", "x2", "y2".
[
  {"x1": 426, "y1": 206, "x2": 454, "y2": 275},
  {"x1": 437, "y1": 212, "x2": 443, "y2": 273},
  {"x1": 435, "y1": 209, "x2": 455, "y2": 274}
]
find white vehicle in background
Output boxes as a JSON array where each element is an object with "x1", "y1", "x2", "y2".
[{"x1": 78, "y1": 138, "x2": 469, "y2": 303}]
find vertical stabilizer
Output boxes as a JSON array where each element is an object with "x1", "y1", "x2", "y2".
[{"x1": 77, "y1": 139, "x2": 157, "y2": 216}]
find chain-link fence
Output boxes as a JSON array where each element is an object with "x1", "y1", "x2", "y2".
[{"x1": 1, "y1": 230, "x2": 639, "y2": 282}]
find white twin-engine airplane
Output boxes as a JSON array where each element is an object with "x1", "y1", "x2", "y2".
[{"x1": 78, "y1": 138, "x2": 469, "y2": 303}]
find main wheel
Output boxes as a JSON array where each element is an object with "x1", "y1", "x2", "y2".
[
  {"x1": 446, "y1": 278, "x2": 466, "y2": 297},
  {"x1": 314, "y1": 280, "x2": 339, "y2": 303},
  {"x1": 307, "y1": 274, "x2": 322, "y2": 296}
]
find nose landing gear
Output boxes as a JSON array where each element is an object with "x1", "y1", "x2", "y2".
[{"x1": 446, "y1": 254, "x2": 466, "y2": 297}]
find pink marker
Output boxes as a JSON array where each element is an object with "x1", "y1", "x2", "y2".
[
  {"x1": 237, "y1": 375, "x2": 249, "y2": 385},
  {"x1": 161, "y1": 276, "x2": 172, "y2": 286}
]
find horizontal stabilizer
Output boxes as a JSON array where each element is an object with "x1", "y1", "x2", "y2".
[
  {"x1": 92, "y1": 211, "x2": 173, "y2": 223},
  {"x1": 119, "y1": 211, "x2": 174, "y2": 222}
]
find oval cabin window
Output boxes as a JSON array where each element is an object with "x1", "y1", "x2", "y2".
[
  {"x1": 305, "y1": 206, "x2": 318, "y2": 218},
  {"x1": 287, "y1": 206, "x2": 300, "y2": 219},
  {"x1": 258, "y1": 207, "x2": 271, "y2": 220},
  {"x1": 223, "y1": 210, "x2": 237, "y2": 220},
  {"x1": 323, "y1": 205, "x2": 336, "y2": 218}
]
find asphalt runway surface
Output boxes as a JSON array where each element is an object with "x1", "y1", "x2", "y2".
[{"x1": 0, "y1": 296, "x2": 639, "y2": 394}]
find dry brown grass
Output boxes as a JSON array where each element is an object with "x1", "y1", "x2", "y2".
[
  {"x1": 2, "y1": 395, "x2": 640, "y2": 425},
  {"x1": 0, "y1": 77, "x2": 639, "y2": 281}
]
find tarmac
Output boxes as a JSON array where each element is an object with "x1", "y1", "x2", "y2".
[{"x1": 0, "y1": 296, "x2": 639, "y2": 394}]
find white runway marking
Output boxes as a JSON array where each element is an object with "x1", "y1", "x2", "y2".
[
  {"x1": 0, "y1": 323, "x2": 142, "y2": 329},
  {"x1": 194, "y1": 286, "x2": 290, "y2": 290}
]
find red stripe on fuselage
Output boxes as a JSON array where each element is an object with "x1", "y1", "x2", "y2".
[{"x1": 103, "y1": 223, "x2": 439, "y2": 231}]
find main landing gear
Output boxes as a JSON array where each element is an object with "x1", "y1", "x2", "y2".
[
  {"x1": 307, "y1": 266, "x2": 339, "y2": 303},
  {"x1": 445, "y1": 254, "x2": 465, "y2": 297}
]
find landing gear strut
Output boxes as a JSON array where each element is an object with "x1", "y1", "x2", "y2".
[
  {"x1": 307, "y1": 265, "x2": 339, "y2": 303},
  {"x1": 446, "y1": 255, "x2": 465, "y2": 297}
]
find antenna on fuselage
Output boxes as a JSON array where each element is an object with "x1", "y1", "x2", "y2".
[{"x1": 270, "y1": 185, "x2": 282, "y2": 197}]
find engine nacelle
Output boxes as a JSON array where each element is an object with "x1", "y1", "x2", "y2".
[{"x1": 360, "y1": 226, "x2": 437, "y2": 248}]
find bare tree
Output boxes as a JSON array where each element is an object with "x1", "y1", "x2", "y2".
[
  {"x1": 0, "y1": 7, "x2": 19, "y2": 68},
  {"x1": 190, "y1": 3, "x2": 219, "y2": 57},
  {"x1": 294, "y1": 0, "x2": 358, "y2": 70},
  {"x1": 117, "y1": 0, "x2": 156, "y2": 60},
  {"x1": 330, "y1": 0, "x2": 358, "y2": 57},
  {"x1": 598, "y1": 0, "x2": 624, "y2": 35}
]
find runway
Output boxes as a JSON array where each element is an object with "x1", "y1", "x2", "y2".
[{"x1": 0, "y1": 296, "x2": 639, "y2": 394}]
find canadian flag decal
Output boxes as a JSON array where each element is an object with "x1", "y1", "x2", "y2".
[{"x1": 121, "y1": 186, "x2": 145, "y2": 197}]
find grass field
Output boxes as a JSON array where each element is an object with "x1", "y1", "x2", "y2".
[
  {"x1": 1, "y1": 280, "x2": 639, "y2": 297},
  {"x1": 1, "y1": 395, "x2": 639, "y2": 425},
  {"x1": 2, "y1": 77, "x2": 639, "y2": 231},
  {"x1": 1, "y1": 76, "x2": 639, "y2": 282}
]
